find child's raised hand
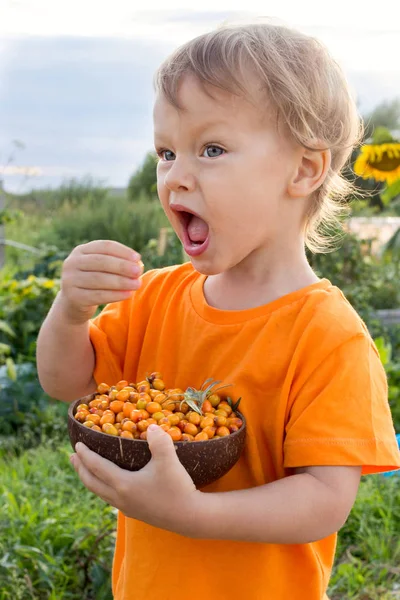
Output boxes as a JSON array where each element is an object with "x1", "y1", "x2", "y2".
[
  {"x1": 70, "y1": 425, "x2": 201, "y2": 535},
  {"x1": 59, "y1": 240, "x2": 143, "y2": 324}
]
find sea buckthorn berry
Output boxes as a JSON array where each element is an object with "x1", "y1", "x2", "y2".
[
  {"x1": 152, "y1": 378, "x2": 165, "y2": 391},
  {"x1": 167, "y1": 427, "x2": 182, "y2": 441},
  {"x1": 116, "y1": 412, "x2": 125, "y2": 423},
  {"x1": 75, "y1": 411, "x2": 89, "y2": 423},
  {"x1": 122, "y1": 402, "x2": 135, "y2": 418},
  {"x1": 229, "y1": 424, "x2": 239, "y2": 433},
  {"x1": 85, "y1": 413, "x2": 101, "y2": 425},
  {"x1": 122, "y1": 421, "x2": 137, "y2": 433},
  {"x1": 137, "y1": 381, "x2": 150, "y2": 393},
  {"x1": 208, "y1": 393, "x2": 220, "y2": 407},
  {"x1": 116, "y1": 389, "x2": 130, "y2": 402},
  {"x1": 102, "y1": 423, "x2": 118, "y2": 436},
  {"x1": 120, "y1": 430, "x2": 134, "y2": 439},
  {"x1": 100, "y1": 413, "x2": 115, "y2": 426},
  {"x1": 136, "y1": 399, "x2": 147, "y2": 410},
  {"x1": 146, "y1": 402, "x2": 163, "y2": 415},
  {"x1": 200, "y1": 416, "x2": 214, "y2": 429},
  {"x1": 167, "y1": 414, "x2": 180, "y2": 426},
  {"x1": 109, "y1": 400, "x2": 124, "y2": 414},
  {"x1": 137, "y1": 420, "x2": 150, "y2": 433},
  {"x1": 159, "y1": 423, "x2": 170, "y2": 432},
  {"x1": 181, "y1": 433, "x2": 195, "y2": 441},
  {"x1": 108, "y1": 389, "x2": 118, "y2": 401},
  {"x1": 194, "y1": 432, "x2": 209, "y2": 441},
  {"x1": 219, "y1": 402, "x2": 232, "y2": 415},
  {"x1": 116, "y1": 380, "x2": 129, "y2": 391},
  {"x1": 76, "y1": 404, "x2": 89, "y2": 412},
  {"x1": 140, "y1": 431, "x2": 148, "y2": 440},
  {"x1": 184, "y1": 423, "x2": 198, "y2": 437},
  {"x1": 97, "y1": 383, "x2": 110, "y2": 394},
  {"x1": 202, "y1": 400, "x2": 213, "y2": 414},
  {"x1": 177, "y1": 419, "x2": 188, "y2": 432},
  {"x1": 216, "y1": 426, "x2": 230, "y2": 437},
  {"x1": 152, "y1": 411, "x2": 165, "y2": 422},
  {"x1": 83, "y1": 420, "x2": 94, "y2": 428},
  {"x1": 214, "y1": 415, "x2": 227, "y2": 427},
  {"x1": 188, "y1": 412, "x2": 201, "y2": 426},
  {"x1": 91, "y1": 425, "x2": 102, "y2": 432},
  {"x1": 203, "y1": 426, "x2": 216, "y2": 439}
]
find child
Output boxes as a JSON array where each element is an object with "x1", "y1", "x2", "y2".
[{"x1": 37, "y1": 22, "x2": 400, "y2": 600}]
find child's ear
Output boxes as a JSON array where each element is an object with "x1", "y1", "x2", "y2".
[{"x1": 287, "y1": 147, "x2": 331, "y2": 198}]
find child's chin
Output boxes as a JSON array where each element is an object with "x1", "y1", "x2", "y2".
[{"x1": 189, "y1": 257, "x2": 225, "y2": 277}]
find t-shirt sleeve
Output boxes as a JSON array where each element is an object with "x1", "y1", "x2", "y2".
[
  {"x1": 284, "y1": 334, "x2": 400, "y2": 475},
  {"x1": 89, "y1": 297, "x2": 133, "y2": 387}
]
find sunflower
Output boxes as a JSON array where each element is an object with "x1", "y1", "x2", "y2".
[{"x1": 353, "y1": 142, "x2": 400, "y2": 185}]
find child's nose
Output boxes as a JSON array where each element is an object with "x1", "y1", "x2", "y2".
[{"x1": 164, "y1": 158, "x2": 196, "y2": 193}]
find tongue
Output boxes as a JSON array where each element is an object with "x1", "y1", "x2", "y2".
[{"x1": 187, "y1": 215, "x2": 209, "y2": 244}]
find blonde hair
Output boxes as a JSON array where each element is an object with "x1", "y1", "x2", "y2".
[{"x1": 154, "y1": 21, "x2": 363, "y2": 253}]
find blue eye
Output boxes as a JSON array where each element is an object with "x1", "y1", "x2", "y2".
[
  {"x1": 203, "y1": 145, "x2": 224, "y2": 158},
  {"x1": 159, "y1": 149, "x2": 175, "y2": 161}
]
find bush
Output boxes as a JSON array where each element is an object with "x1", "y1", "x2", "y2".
[
  {"x1": 0, "y1": 273, "x2": 60, "y2": 365},
  {"x1": 0, "y1": 443, "x2": 115, "y2": 599},
  {"x1": 41, "y1": 195, "x2": 169, "y2": 255}
]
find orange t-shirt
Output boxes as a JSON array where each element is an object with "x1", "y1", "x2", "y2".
[{"x1": 89, "y1": 263, "x2": 400, "y2": 600}]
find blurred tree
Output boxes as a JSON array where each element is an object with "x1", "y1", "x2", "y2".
[{"x1": 127, "y1": 152, "x2": 158, "y2": 202}]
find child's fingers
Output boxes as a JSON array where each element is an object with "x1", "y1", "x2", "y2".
[
  {"x1": 73, "y1": 271, "x2": 141, "y2": 291},
  {"x1": 79, "y1": 240, "x2": 141, "y2": 262},
  {"x1": 78, "y1": 254, "x2": 143, "y2": 279}
]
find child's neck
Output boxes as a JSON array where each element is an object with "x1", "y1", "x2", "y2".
[{"x1": 203, "y1": 254, "x2": 319, "y2": 311}]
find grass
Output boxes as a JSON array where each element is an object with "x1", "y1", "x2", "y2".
[
  {"x1": 0, "y1": 441, "x2": 116, "y2": 600},
  {"x1": 0, "y1": 439, "x2": 399, "y2": 599}
]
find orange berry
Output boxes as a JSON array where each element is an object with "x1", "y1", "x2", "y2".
[
  {"x1": 200, "y1": 416, "x2": 214, "y2": 429},
  {"x1": 208, "y1": 393, "x2": 220, "y2": 407},
  {"x1": 116, "y1": 380, "x2": 129, "y2": 391},
  {"x1": 137, "y1": 420, "x2": 150, "y2": 433},
  {"x1": 194, "y1": 432, "x2": 209, "y2": 441},
  {"x1": 83, "y1": 420, "x2": 94, "y2": 428},
  {"x1": 219, "y1": 402, "x2": 232, "y2": 415},
  {"x1": 152, "y1": 378, "x2": 165, "y2": 391},
  {"x1": 181, "y1": 433, "x2": 195, "y2": 441},
  {"x1": 184, "y1": 423, "x2": 198, "y2": 437},
  {"x1": 100, "y1": 413, "x2": 115, "y2": 426},
  {"x1": 109, "y1": 400, "x2": 124, "y2": 414},
  {"x1": 180, "y1": 402, "x2": 189, "y2": 414},
  {"x1": 146, "y1": 402, "x2": 163, "y2": 415},
  {"x1": 108, "y1": 389, "x2": 118, "y2": 401},
  {"x1": 120, "y1": 430, "x2": 134, "y2": 439},
  {"x1": 188, "y1": 412, "x2": 201, "y2": 426},
  {"x1": 154, "y1": 393, "x2": 167, "y2": 404},
  {"x1": 91, "y1": 425, "x2": 102, "y2": 432},
  {"x1": 97, "y1": 383, "x2": 110, "y2": 394},
  {"x1": 116, "y1": 389, "x2": 130, "y2": 402},
  {"x1": 85, "y1": 413, "x2": 101, "y2": 425},
  {"x1": 75, "y1": 410, "x2": 89, "y2": 423},
  {"x1": 177, "y1": 419, "x2": 188, "y2": 432},
  {"x1": 152, "y1": 411, "x2": 165, "y2": 422},
  {"x1": 76, "y1": 403, "x2": 89, "y2": 412},
  {"x1": 137, "y1": 381, "x2": 150, "y2": 393},
  {"x1": 129, "y1": 392, "x2": 140, "y2": 402},
  {"x1": 167, "y1": 414, "x2": 180, "y2": 426},
  {"x1": 159, "y1": 423, "x2": 170, "y2": 432},
  {"x1": 229, "y1": 424, "x2": 239, "y2": 433},
  {"x1": 202, "y1": 400, "x2": 213, "y2": 414},
  {"x1": 116, "y1": 411, "x2": 125, "y2": 423},
  {"x1": 139, "y1": 431, "x2": 148, "y2": 440},
  {"x1": 149, "y1": 371, "x2": 163, "y2": 381},
  {"x1": 214, "y1": 415, "x2": 227, "y2": 427},
  {"x1": 167, "y1": 427, "x2": 182, "y2": 441},
  {"x1": 123, "y1": 402, "x2": 135, "y2": 418},
  {"x1": 122, "y1": 421, "x2": 137, "y2": 433},
  {"x1": 202, "y1": 426, "x2": 216, "y2": 439},
  {"x1": 216, "y1": 426, "x2": 230, "y2": 437},
  {"x1": 102, "y1": 423, "x2": 118, "y2": 436},
  {"x1": 89, "y1": 399, "x2": 102, "y2": 409}
]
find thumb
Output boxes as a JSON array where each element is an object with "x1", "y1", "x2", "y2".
[{"x1": 147, "y1": 424, "x2": 177, "y2": 462}]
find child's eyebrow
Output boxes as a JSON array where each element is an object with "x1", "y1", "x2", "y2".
[{"x1": 154, "y1": 119, "x2": 230, "y2": 144}]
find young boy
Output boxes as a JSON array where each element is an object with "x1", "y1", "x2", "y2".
[{"x1": 37, "y1": 22, "x2": 400, "y2": 600}]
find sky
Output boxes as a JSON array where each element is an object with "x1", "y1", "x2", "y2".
[{"x1": 1, "y1": 0, "x2": 399, "y2": 194}]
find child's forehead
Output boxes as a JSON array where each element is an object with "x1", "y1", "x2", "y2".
[{"x1": 153, "y1": 74, "x2": 270, "y2": 134}]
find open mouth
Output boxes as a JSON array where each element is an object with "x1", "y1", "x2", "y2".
[{"x1": 172, "y1": 205, "x2": 210, "y2": 257}]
